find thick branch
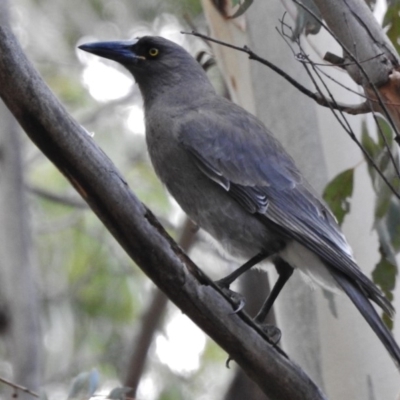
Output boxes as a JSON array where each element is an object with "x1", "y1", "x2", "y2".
[{"x1": 0, "y1": 25, "x2": 326, "y2": 400}]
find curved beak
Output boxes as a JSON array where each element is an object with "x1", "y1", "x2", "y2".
[{"x1": 78, "y1": 39, "x2": 140, "y2": 64}]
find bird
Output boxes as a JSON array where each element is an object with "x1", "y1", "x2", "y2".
[{"x1": 79, "y1": 35, "x2": 400, "y2": 367}]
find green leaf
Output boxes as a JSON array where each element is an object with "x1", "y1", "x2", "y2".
[
  {"x1": 386, "y1": 200, "x2": 400, "y2": 252},
  {"x1": 376, "y1": 117, "x2": 393, "y2": 149},
  {"x1": 372, "y1": 212, "x2": 399, "y2": 320},
  {"x1": 383, "y1": 2, "x2": 400, "y2": 53},
  {"x1": 361, "y1": 121, "x2": 380, "y2": 160},
  {"x1": 361, "y1": 119, "x2": 400, "y2": 218},
  {"x1": 323, "y1": 168, "x2": 354, "y2": 226},
  {"x1": 373, "y1": 157, "x2": 400, "y2": 219},
  {"x1": 375, "y1": 213, "x2": 397, "y2": 266},
  {"x1": 229, "y1": 0, "x2": 253, "y2": 18},
  {"x1": 372, "y1": 252, "x2": 396, "y2": 302}
]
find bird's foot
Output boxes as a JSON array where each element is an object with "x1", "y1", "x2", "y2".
[
  {"x1": 224, "y1": 324, "x2": 281, "y2": 368},
  {"x1": 257, "y1": 323, "x2": 281, "y2": 345},
  {"x1": 218, "y1": 286, "x2": 246, "y2": 314}
]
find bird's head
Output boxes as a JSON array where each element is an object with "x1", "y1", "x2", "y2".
[{"x1": 79, "y1": 36, "x2": 214, "y2": 103}]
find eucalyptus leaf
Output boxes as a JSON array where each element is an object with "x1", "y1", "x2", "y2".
[
  {"x1": 375, "y1": 217, "x2": 397, "y2": 267},
  {"x1": 383, "y1": 1, "x2": 400, "y2": 53},
  {"x1": 386, "y1": 199, "x2": 400, "y2": 252},
  {"x1": 376, "y1": 117, "x2": 393, "y2": 149},
  {"x1": 323, "y1": 168, "x2": 354, "y2": 226},
  {"x1": 361, "y1": 119, "x2": 400, "y2": 219},
  {"x1": 361, "y1": 122, "x2": 379, "y2": 165},
  {"x1": 372, "y1": 251, "x2": 396, "y2": 302}
]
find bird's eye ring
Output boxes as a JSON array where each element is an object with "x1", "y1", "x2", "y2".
[{"x1": 148, "y1": 48, "x2": 159, "y2": 57}]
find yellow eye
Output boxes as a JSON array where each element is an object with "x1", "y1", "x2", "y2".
[{"x1": 148, "y1": 48, "x2": 159, "y2": 57}]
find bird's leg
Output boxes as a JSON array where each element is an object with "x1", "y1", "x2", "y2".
[
  {"x1": 254, "y1": 258, "x2": 293, "y2": 323},
  {"x1": 216, "y1": 252, "x2": 270, "y2": 289},
  {"x1": 215, "y1": 252, "x2": 271, "y2": 314}
]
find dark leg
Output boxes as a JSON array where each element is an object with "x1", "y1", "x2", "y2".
[
  {"x1": 216, "y1": 252, "x2": 270, "y2": 289},
  {"x1": 254, "y1": 258, "x2": 293, "y2": 323}
]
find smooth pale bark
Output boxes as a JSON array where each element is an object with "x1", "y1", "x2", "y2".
[
  {"x1": 313, "y1": 0, "x2": 400, "y2": 136},
  {"x1": 313, "y1": 0, "x2": 398, "y2": 85},
  {"x1": 0, "y1": 22, "x2": 327, "y2": 400}
]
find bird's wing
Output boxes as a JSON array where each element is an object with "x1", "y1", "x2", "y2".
[{"x1": 178, "y1": 103, "x2": 393, "y2": 315}]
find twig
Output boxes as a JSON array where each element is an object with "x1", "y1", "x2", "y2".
[
  {"x1": 28, "y1": 184, "x2": 89, "y2": 209},
  {"x1": 277, "y1": 16, "x2": 400, "y2": 108},
  {"x1": 182, "y1": 30, "x2": 371, "y2": 115},
  {"x1": 302, "y1": 49, "x2": 400, "y2": 197},
  {"x1": 0, "y1": 376, "x2": 39, "y2": 398},
  {"x1": 279, "y1": 13, "x2": 400, "y2": 181}
]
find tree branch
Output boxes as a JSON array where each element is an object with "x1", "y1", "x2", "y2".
[
  {"x1": 0, "y1": 25, "x2": 326, "y2": 400},
  {"x1": 183, "y1": 30, "x2": 370, "y2": 114},
  {"x1": 27, "y1": 184, "x2": 89, "y2": 209},
  {"x1": 0, "y1": 376, "x2": 39, "y2": 398}
]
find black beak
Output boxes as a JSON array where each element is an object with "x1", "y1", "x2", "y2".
[{"x1": 78, "y1": 39, "x2": 140, "y2": 64}]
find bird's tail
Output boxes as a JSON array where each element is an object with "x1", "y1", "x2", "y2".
[{"x1": 330, "y1": 269, "x2": 400, "y2": 369}]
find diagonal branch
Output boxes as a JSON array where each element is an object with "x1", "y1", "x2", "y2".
[{"x1": 0, "y1": 24, "x2": 326, "y2": 400}]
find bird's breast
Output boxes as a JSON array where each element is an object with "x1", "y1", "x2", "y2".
[{"x1": 145, "y1": 119, "x2": 282, "y2": 260}]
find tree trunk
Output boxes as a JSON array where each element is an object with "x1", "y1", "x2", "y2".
[{"x1": 202, "y1": 0, "x2": 400, "y2": 398}]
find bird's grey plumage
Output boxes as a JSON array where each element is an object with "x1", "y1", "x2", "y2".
[{"x1": 79, "y1": 36, "x2": 400, "y2": 368}]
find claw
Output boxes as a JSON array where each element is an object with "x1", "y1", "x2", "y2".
[
  {"x1": 219, "y1": 287, "x2": 246, "y2": 314},
  {"x1": 226, "y1": 356, "x2": 233, "y2": 368},
  {"x1": 258, "y1": 323, "x2": 281, "y2": 345},
  {"x1": 230, "y1": 298, "x2": 245, "y2": 314}
]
